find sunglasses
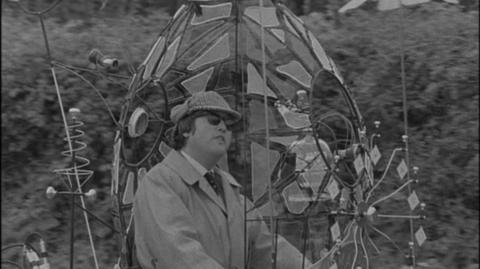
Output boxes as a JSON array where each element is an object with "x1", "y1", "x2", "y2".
[{"x1": 205, "y1": 114, "x2": 223, "y2": 126}]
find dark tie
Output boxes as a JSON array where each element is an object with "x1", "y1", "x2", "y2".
[{"x1": 204, "y1": 171, "x2": 224, "y2": 198}]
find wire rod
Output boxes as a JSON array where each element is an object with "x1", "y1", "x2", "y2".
[
  {"x1": 366, "y1": 148, "x2": 403, "y2": 201},
  {"x1": 377, "y1": 214, "x2": 422, "y2": 220},
  {"x1": 257, "y1": 1, "x2": 276, "y2": 268},
  {"x1": 53, "y1": 63, "x2": 121, "y2": 128},
  {"x1": 366, "y1": 233, "x2": 381, "y2": 255},
  {"x1": 0, "y1": 260, "x2": 23, "y2": 269},
  {"x1": 73, "y1": 202, "x2": 122, "y2": 235},
  {"x1": 360, "y1": 228, "x2": 370, "y2": 269},
  {"x1": 351, "y1": 225, "x2": 359, "y2": 269},
  {"x1": 370, "y1": 179, "x2": 413, "y2": 208},
  {"x1": 368, "y1": 224, "x2": 402, "y2": 253}
]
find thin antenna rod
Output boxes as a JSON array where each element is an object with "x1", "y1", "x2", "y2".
[{"x1": 398, "y1": 5, "x2": 416, "y2": 269}]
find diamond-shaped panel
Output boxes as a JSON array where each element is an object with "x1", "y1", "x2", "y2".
[
  {"x1": 354, "y1": 185, "x2": 363, "y2": 202},
  {"x1": 397, "y1": 159, "x2": 408, "y2": 180},
  {"x1": 408, "y1": 191, "x2": 420, "y2": 210},
  {"x1": 370, "y1": 145, "x2": 381, "y2": 165},
  {"x1": 415, "y1": 226, "x2": 427, "y2": 247},
  {"x1": 330, "y1": 221, "x2": 341, "y2": 241},
  {"x1": 354, "y1": 154, "x2": 365, "y2": 175},
  {"x1": 327, "y1": 179, "x2": 340, "y2": 199}
]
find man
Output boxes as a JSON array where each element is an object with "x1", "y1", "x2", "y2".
[{"x1": 134, "y1": 91, "x2": 310, "y2": 269}]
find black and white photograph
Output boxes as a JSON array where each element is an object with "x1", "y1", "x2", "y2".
[{"x1": 1, "y1": 0, "x2": 478, "y2": 268}]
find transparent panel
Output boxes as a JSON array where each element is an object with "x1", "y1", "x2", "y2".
[
  {"x1": 276, "y1": 103, "x2": 311, "y2": 129},
  {"x1": 283, "y1": 9, "x2": 307, "y2": 40},
  {"x1": 251, "y1": 141, "x2": 281, "y2": 201},
  {"x1": 271, "y1": 29, "x2": 285, "y2": 42},
  {"x1": 309, "y1": 31, "x2": 331, "y2": 71},
  {"x1": 142, "y1": 37, "x2": 166, "y2": 80},
  {"x1": 269, "y1": 135, "x2": 298, "y2": 146},
  {"x1": 244, "y1": 6, "x2": 279, "y2": 27},
  {"x1": 122, "y1": 171, "x2": 135, "y2": 204},
  {"x1": 244, "y1": 18, "x2": 285, "y2": 57},
  {"x1": 276, "y1": 60, "x2": 312, "y2": 88},
  {"x1": 247, "y1": 63, "x2": 277, "y2": 98},
  {"x1": 192, "y1": 3, "x2": 232, "y2": 25},
  {"x1": 282, "y1": 15, "x2": 300, "y2": 38},
  {"x1": 188, "y1": 33, "x2": 230, "y2": 71},
  {"x1": 329, "y1": 56, "x2": 344, "y2": 85},
  {"x1": 173, "y1": 4, "x2": 186, "y2": 19},
  {"x1": 181, "y1": 67, "x2": 215, "y2": 94},
  {"x1": 154, "y1": 36, "x2": 181, "y2": 78},
  {"x1": 290, "y1": 134, "x2": 332, "y2": 193},
  {"x1": 267, "y1": 68, "x2": 303, "y2": 101},
  {"x1": 111, "y1": 133, "x2": 121, "y2": 195},
  {"x1": 158, "y1": 141, "x2": 172, "y2": 158},
  {"x1": 282, "y1": 182, "x2": 309, "y2": 214},
  {"x1": 247, "y1": 99, "x2": 281, "y2": 133}
]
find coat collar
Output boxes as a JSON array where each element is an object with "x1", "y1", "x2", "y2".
[
  {"x1": 163, "y1": 150, "x2": 241, "y2": 188},
  {"x1": 163, "y1": 150, "x2": 242, "y2": 213}
]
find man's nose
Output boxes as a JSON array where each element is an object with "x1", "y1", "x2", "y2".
[{"x1": 217, "y1": 121, "x2": 227, "y2": 132}]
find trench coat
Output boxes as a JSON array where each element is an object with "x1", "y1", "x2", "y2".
[{"x1": 134, "y1": 150, "x2": 308, "y2": 269}]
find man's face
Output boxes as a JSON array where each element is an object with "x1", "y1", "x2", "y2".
[{"x1": 183, "y1": 112, "x2": 232, "y2": 158}]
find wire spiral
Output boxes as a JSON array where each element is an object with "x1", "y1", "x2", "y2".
[{"x1": 53, "y1": 108, "x2": 93, "y2": 188}]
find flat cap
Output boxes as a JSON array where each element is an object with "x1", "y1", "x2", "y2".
[{"x1": 170, "y1": 91, "x2": 241, "y2": 125}]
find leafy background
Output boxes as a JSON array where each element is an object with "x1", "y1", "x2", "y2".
[{"x1": 1, "y1": 0, "x2": 478, "y2": 268}]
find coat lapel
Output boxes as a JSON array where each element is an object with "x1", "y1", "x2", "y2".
[
  {"x1": 163, "y1": 151, "x2": 226, "y2": 212},
  {"x1": 216, "y1": 169, "x2": 245, "y2": 269}
]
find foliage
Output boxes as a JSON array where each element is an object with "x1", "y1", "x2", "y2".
[{"x1": 1, "y1": 1, "x2": 478, "y2": 269}]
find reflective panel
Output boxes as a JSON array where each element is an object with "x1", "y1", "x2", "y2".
[
  {"x1": 339, "y1": 0, "x2": 368, "y2": 13},
  {"x1": 282, "y1": 182, "x2": 309, "y2": 214},
  {"x1": 269, "y1": 135, "x2": 298, "y2": 146},
  {"x1": 111, "y1": 133, "x2": 121, "y2": 195},
  {"x1": 158, "y1": 141, "x2": 172, "y2": 158},
  {"x1": 326, "y1": 178, "x2": 340, "y2": 199},
  {"x1": 286, "y1": 30, "x2": 317, "y2": 72},
  {"x1": 290, "y1": 135, "x2": 332, "y2": 193},
  {"x1": 283, "y1": 15, "x2": 300, "y2": 38},
  {"x1": 268, "y1": 69, "x2": 300, "y2": 100},
  {"x1": 122, "y1": 171, "x2": 135, "y2": 204},
  {"x1": 276, "y1": 103, "x2": 311, "y2": 129},
  {"x1": 142, "y1": 37, "x2": 166, "y2": 80},
  {"x1": 329, "y1": 56, "x2": 344, "y2": 85},
  {"x1": 247, "y1": 63, "x2": 277, "y2": 98},
  {"x1": 283, "y1": 10, "x2": 308, "y2": 40},
  {"x1": 248, "y1": 100, "x2": 280, "y2": 132},
  {"x1": 244, "y1": 6, "x2": 279, "y2": 27},
  {"x1": 270, "y1": 29, "x2": 285, "y2": 42},
  {"x1": 415, "y1": 226, "x2": 427, "y2": 247},
  {"x1": 402, "y1": 0, "x2": 430, "y2": 6},
  {"x1": 408, "y1": 191, "x2": 420, "y2": 210},
  {"x1": 181, "y1": 67, "x2": 214, "y2": 94},
  {"x1": 191, "y1": 3, "x2": 232, "y2": 25},
  {"x1": 154, "y1": 36, "x2": 181, "y2": 78},
  {"x1": 309, "y1": 31, "x2": 331, "y2": 71},
  {"x1": 276, "y1": 60, "x2": 312, "y2": 88},
  {"x1": 244, "y1": 18, "x2": 285, "y2": 56},
  {"x1": 188, "y1": 33, "x2": 230, "y2": 71},
  {"x1": 173, "y1": 4, "x2": 186, "y2": 19},
  {"x1": 377, "y1": 0, "x2": 401, "y2": 10},
  {"x1": 251, "y1": 141, "x2": 281, "y2": 201}
]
